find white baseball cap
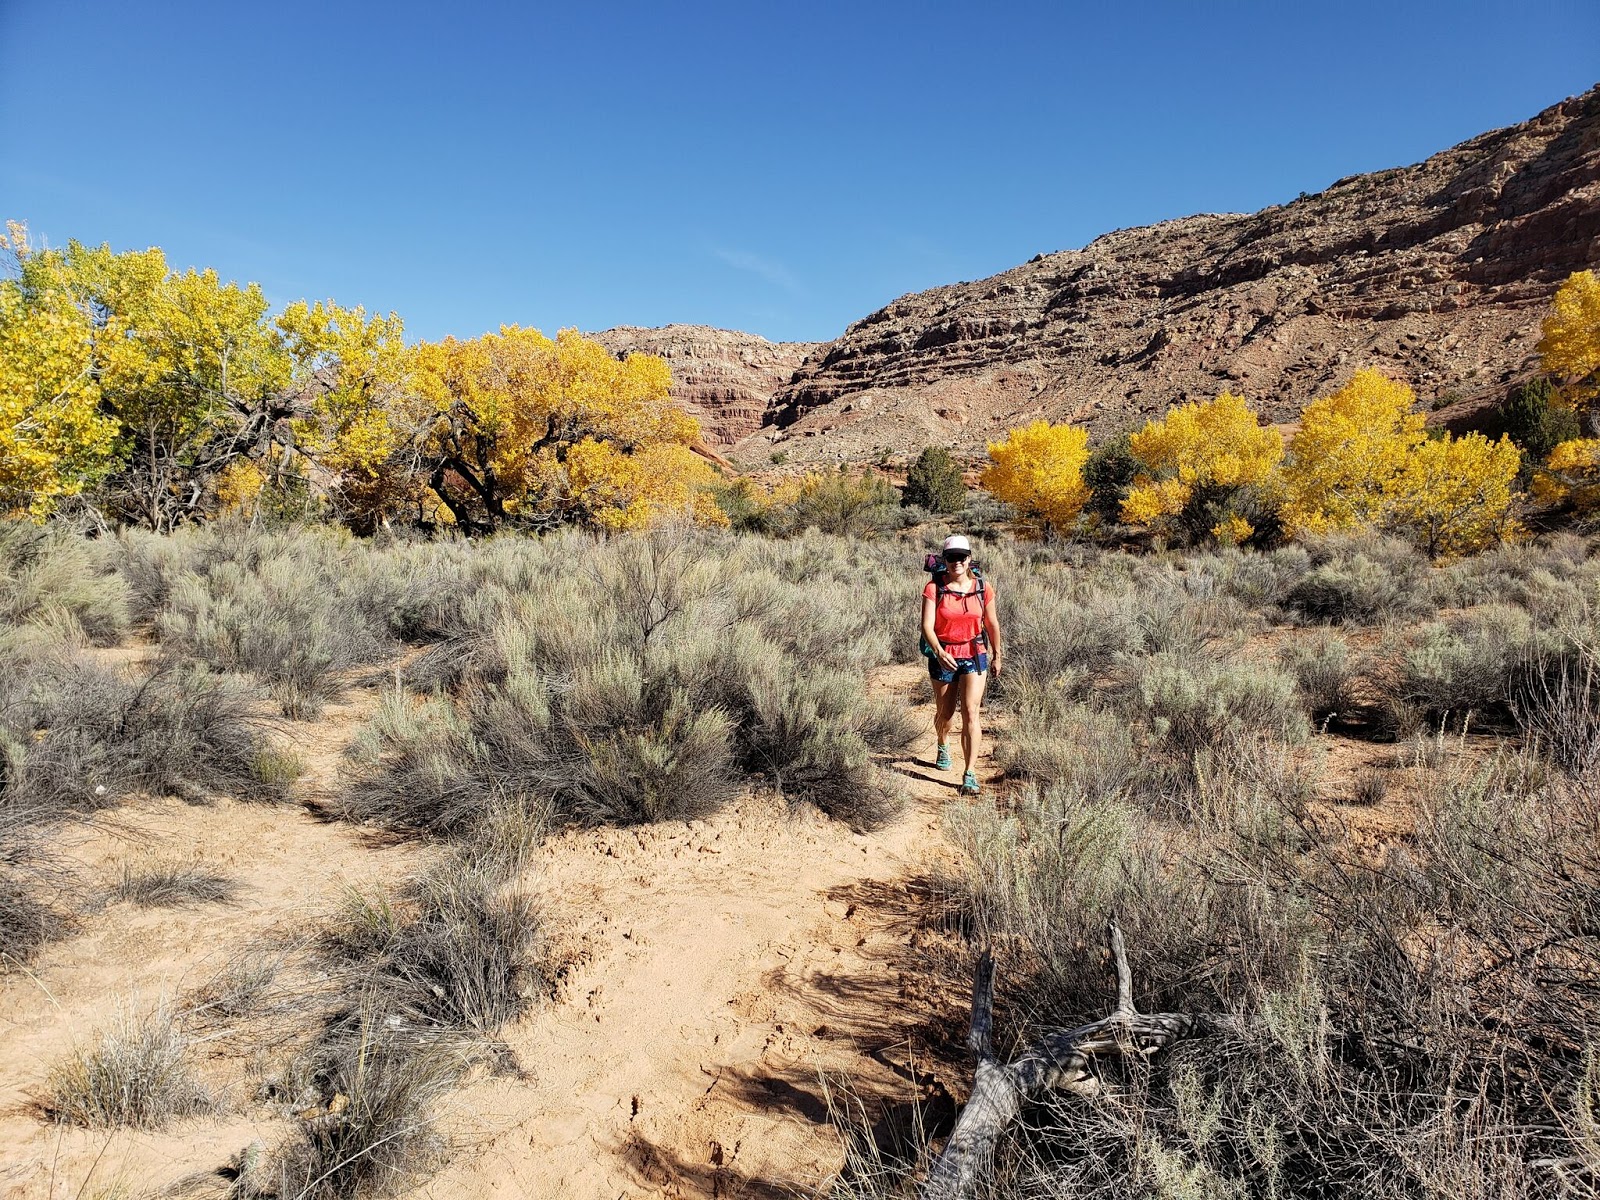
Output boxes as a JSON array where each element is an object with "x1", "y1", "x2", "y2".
[{"x1": 942, "y1": 535, "x2": 971, "y2": 553}]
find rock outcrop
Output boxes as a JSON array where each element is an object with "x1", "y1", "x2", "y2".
[
  {"x1": 591, "y1": 325, "x2": 821, "y2": 446},
  {"x1": 737, "y1": 85, "x2": 1600, "y2": 464}
]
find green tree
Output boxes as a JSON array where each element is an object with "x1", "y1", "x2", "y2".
[
  {"x1": 902, "y1": 446, "x2": 966, "y2": 511},
  {"x1": 1493, "y1": 377, "x2": 1581, "y2": 476},
  {"x1": 1083, "y1": 432, "x2": 1138, "y2": 521}
]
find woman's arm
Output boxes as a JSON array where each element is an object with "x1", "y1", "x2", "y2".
[
  {"x1": 984, "y1": 590, "x2": 1003, "y2": 675},
  {"x1": 923, "y1": 594, "x2": 957, "y2": 669}
]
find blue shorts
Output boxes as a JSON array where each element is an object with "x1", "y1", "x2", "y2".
[{"x1": 929, "y1": 652, "x2": 989, "y2": 684}]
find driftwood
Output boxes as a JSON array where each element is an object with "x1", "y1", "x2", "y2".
[{"x1": 920, "y1": 922, "x2": 1221, "y2": 1200}]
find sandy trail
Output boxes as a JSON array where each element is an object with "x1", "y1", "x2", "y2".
[
  {"x1": 0, "y1": 684, "x2": 410, "y2": 1200},
  {"x1": 424, "y1": 660, "x2": 988, "y2": 1198},
  {"x1": 0, "y1": 661, "x2": 991, "y2": 1200}
]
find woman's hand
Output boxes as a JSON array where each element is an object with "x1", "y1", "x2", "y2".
[
  {"x1": 937, "y1": 648, "x2": 959, "y2": 670},
  {"x1": 990, "y1": 652, "x2": 1003, "y2": 677}
]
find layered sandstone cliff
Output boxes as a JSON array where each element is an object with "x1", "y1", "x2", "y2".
[
  {"x1": 735, "y1": 85, "x2": 1600, "y2": 463},
  {"x1": 591, "y1": 325, "x2": 821, "y2": 446}
]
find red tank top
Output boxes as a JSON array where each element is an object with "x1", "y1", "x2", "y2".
[{"x1": 923, "y1": 579, "x2": 990, "y2": 659}]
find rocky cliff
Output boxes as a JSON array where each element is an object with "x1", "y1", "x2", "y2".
[
  {"x1": 736, "y1": 85, "x2": 1600, "y2": 464},
  {"x1": 591, "y1": 325, "x2": 821, "y2": 446}
]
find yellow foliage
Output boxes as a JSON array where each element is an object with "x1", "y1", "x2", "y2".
[
  {"x1": 565, "y1": 439, "x2": 727, "y2": 531},
  {"x1": 1211, "y1": 514, "x2": 1255, "y2": 546},
  {"x1": 1121, "y1": 392, "x2": 1282, "y2": 529},
  {"x1": 213, "y1": 458, "x2": 267, "y2": 515},
  {"x1": 410, "y1": 326, "x2": 709, "y2": 530},
  {"x1": 0, "y1": 223, "x2": 120, "y2": 514},
  {"x1": 1381, "y1": 432, "x2": 1520, "y2": 559},
  {"x1": 979, "y1": 420, "x2": 1090, "y2": 535},
  {"x1": 1282, "y1": 369, "x2": 1426, "y2": 537},
  {"x1": 1537, "y1": 437, "x2": 1600, "y2": 512},
  {"x1": 1538, "y1": 270, "x2": 1600, "y2": 399},
  {"x1": 280, "y1": 300, "x2": 412, "y2": 528}
]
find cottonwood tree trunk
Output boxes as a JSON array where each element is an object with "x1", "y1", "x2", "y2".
[{"x1": 920, "y1": 923, "x2": 1225, "y2": 1200}]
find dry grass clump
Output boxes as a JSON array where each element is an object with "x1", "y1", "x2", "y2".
[
  {"x1": 1515, "y1": 643, "x2": 1600, "y2": 775},
  {"x1": 246, "y1": 1018, "x2": 467, "y2": 1200},
  {"x1": 111, "y1": 860, "x2": 239, "y2": 908},
  {"x1": 1350, "y1": 765, "x2": 1390, "y2": 806},
  {"x1": 0, "y1": 809, "x2": 71, "y2": 966},
  {"x1": 41, "y1": 1003, "x2": 215, "y2": 1128},
  {"x1": 0, "y1": 521, "x2": 129, "y2": 646},
  {"x1": 243, "y1": 847, "x2": 544, "y2": 1198},
  {"x1": 10, "y1": 660, "x2": 294, "y2": 811}
]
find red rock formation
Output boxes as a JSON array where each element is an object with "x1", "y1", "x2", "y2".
[
  {"x1": 739, "y1": 86, "x2": 1600, "y2": 464},
  {"x1": 590, "y1": 325, "x2": 821, "y2": 446}
]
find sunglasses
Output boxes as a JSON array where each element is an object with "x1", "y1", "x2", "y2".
[{"x1": 943, "y1": 550, "x2": 971, "y2": 563}]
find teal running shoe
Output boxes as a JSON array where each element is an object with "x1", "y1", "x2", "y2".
[
  {"x1": 961, "y1": 770, "x2": 980, "y2": 796},
  {"x1": 935, "y1": 743, "x2": 952, "y2": 771}
]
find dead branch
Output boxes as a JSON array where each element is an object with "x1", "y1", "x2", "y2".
[{"x1": 919, "y1": 921, "x2": 1222, "y2": 1200}]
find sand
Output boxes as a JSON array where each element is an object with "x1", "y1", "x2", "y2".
[{"x1": 0, "y1": 662, "x2": 983, "y2": 1200}]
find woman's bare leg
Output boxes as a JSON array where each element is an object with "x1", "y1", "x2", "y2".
[
  {"x1": 932, "y1": 676, "x2": 959, "y2": 759},
  {"x1": 959, "y1": 669, "x2": 989, "y2": 775}
]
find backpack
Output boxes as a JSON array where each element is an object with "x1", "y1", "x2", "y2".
[{"x1": 919, "y1": 555, "x2": 986, "y2": 659}]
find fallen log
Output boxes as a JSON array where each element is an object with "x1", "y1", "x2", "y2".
[{"x1": 920, "y1": 921, "x2": 1222, "y2": 1200}]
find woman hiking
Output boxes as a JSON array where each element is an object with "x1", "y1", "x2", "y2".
[{"x1": 921, "y1": 534, "x2": 1003, "y2": 797}]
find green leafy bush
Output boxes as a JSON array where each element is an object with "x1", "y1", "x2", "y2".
[{"x1": 902, "y1": 446, "x2": 967, "y2": 512}]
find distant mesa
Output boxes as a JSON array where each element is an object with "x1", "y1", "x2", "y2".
[
  {"x1": 616, "y1": 85, "x2": 1600, "y2": 467},
  {"x1": 590, "y1": 324, "x2": 822, "y2": 447}
]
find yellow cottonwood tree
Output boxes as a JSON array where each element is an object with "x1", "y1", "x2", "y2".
[
  {"x1": 278, "y1": 300, "x2": 413, "y2": 529},
  {"x1": 0, "y1": 223, "x2": 120, "y2": 514},
  {"x1": 980, "y1": 420, "x2": 1090, "y2": 537},
  {"x1": 2, "y1": 226, "x2": 299, "y2": 527},
  {"x1": 1538, "y1": 270, "x2": 1600, "y2": 404},
  {"x1": 1282, "y1": 369, "x2": 1427, "y2": 537},
  {"x1": 1533, "y1": 437, "x2": 1600, "y2": 514},
  {"x1": 409, "y1": 326, "x2": 716, "y2": 531},
  {"x1": 1121, "y1": 392, "x2": 1282, "y2": 541},
  {"x1": 1382, "y1": 431, "x2": 1520, "y2": 559}
]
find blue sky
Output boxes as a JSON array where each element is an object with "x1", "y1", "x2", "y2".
[{"x1": 2, "y1": 1, "x2": 1596, "y2": 344}]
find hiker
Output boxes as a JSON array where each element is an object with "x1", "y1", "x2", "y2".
[{"x1": 921, "y1": 534, "x2": 1003, "y2": 797}]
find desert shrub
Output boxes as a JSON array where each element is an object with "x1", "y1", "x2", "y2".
[
  {"x1": 42, "y1": 1004, "x2": 214, "y2": 1128},
  {"x1": 998, "y1": 697, "x2": 1143, "y2": 801},
  {"x1": 1493, "y1": 376, "x2": 1581, "y2": 467},
  {"x1": 1514, "y1": 642, "x2": 1600, "y2": 775},
  {"x1": 1118, "y1": 650, "x2": 1308, "y2": 770},
  {"x1": 9, "y1": 661, "x2": 292, "y2": 812},
  {"x1": 541, "y1": 657, "x2": 740, "y2": 826},
  {"x1": 111, "y1": 860, "x2": 239, "y2": 907},
  {"x1": 0, "y1": 522, "x2": 129, "y2": 645},
  {"x1": 337, "y1": 691, "x2": 487, "y2": 836},
  {"x1": 381, "y1": 858, "x2": 544, "y2": 1033},
  {"x1": 1187, "y1": 543, "x2": 1312, "y2": 613},
  {"x1": 1279, "y1": 628, "x2": 1360, "y2": 723},
  {"x1": 256, "y1": 1018, "x2": 465, "y2": 1200},
  {"x1": 927, "y1": 748, "x2": 1600, "y2": 1197},
  {"x1": 1385, "y1": 604, "x2": 1544, "y2": 729},
  {"x1": 1083, "y1": 432, "x2": 1138, "y2": 522},
  {"x1": 347, "y1": 530, "x2": 910, "y2": 837},
  {"x1": 902, "y1": 446, "x2": 966, "y2": 512},
  {"x1": 1285, "y1": 534, "x2": 1433, "y2": 624},
  {"x1": 158, "y1": 551, "x2": 393, "y2": 718},
  {"x1": 768, "y1": 470, "x2": 902, "y2": 537}
]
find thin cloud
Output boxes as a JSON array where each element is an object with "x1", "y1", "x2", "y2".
[{"x1": 711, "y1": 247, "x2": 803, "y2": 295}]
